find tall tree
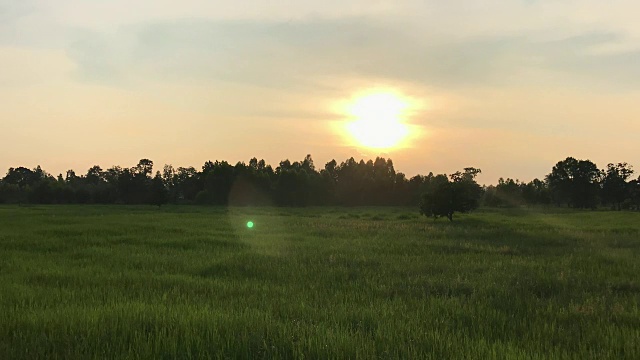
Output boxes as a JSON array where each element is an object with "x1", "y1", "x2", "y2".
[
  {"x1": 628, "y1": 176, "x2": 640, "y2": 211},
  {"x1": 133, "y1": 159, "x2": 154, "y2": 178},
  {"x1": 4, "y1": 167, "x2": 36, "y2": 188},
  {"x1": 174, "y1": 166, "x2": 199, "y2": 202},
  {"x1": 202, "y1": 161, "x2": 235, "y2": 205},
  {"x1": 150, "y1": 171, "x2": 168, "y2": 207},
  {"x1": 85, "y1": 166, "x2": 104, "y2": 185},
  {"x1": 601, "y1": 163, "x2": 634, "y2": 210},
  {"x1": 546, "y1": 157, "x2": 601, "y2": 209}
]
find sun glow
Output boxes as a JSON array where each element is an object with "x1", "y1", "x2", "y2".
[{"x1": 344, "y1": 91, "x2": 412, "y2": 149}]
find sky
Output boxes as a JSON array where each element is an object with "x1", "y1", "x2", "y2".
[{"x1": 1, "y1": 0, "x2": 639, "y2": 184}]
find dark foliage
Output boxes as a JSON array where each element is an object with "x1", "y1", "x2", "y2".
[
  {"x1": 1, "y1": 155, "x2": 638, "y2": 213},
  {"x1": 419, "y1": 168, "x2": 483, "y2": 221},
  {"x1": 601, "y1": 163, "x2": 634, "y2": 210},
  {"x1": 546, "y1": 157, "x2": 602, "y2": 209},
  {"x1": 484, "y1": 178, "x2": 551, "y2": 208}
]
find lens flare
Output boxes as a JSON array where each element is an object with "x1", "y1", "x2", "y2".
[{"x1": 246, "y1": 221, "x2": 254, "y2": 228}]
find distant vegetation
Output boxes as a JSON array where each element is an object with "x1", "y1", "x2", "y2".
[{"x1": 1, "y1": 155, "x2": 639, "y2": 211}]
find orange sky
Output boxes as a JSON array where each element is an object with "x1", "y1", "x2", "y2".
[{"x1": 1, "y1": 1, "x2": 639, "y2": 184}]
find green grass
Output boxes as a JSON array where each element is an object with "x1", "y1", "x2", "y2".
[{"x1": 0, "y1": 205, "x2": 639, "y2": 359}]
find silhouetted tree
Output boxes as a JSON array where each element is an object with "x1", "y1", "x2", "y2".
[
  {"x1": 495, "y1": 178, "x2": 524, "y2": 207},
  {"x1": 3, "y1": 166, "x2": 56, "y2": 203},
  {"x1": 628, "y1": 176, "x2": 640, "y2": 211},
  {"x1": 407, "y1": 174, "x2": 430, "y2": 206},
  {"x1": 161, "y1": 164, "x2": 176, "y2": 201},
  {"x1": 301, "y1": 154, "x2": 315, "y2": 173},
  {"x1": 419, "y1": 168, "x2": 483, "y2": 221},
  {"x1": 3, "y1": 155, "x2": 636, "y2": 210},
  {"x1": 202, "y1": 161, "x2": 235, "y2": 205},
  {"x1": 4, "y1": 167, "x2": 37, "y2": 188},
  {"x1": 117, "y1": 168, "x2": 135, "y2": 204},
  {"x1": 483, "y1": 177, "x2": 550, "y2": 208},
  {"x1": 521, "y1": 179, "x2": 551, "y2": 206},
  {"x1": 174, "y1": 166, "x2": 199, "y2": 202},
  {"x1": 546, "y1": 157, "x2": 601, "y2": 209},
  {"x1": 393, "y1": 172, "x2": 411, "y2": 205},
  {"x1": 318, "y1": 160, "x2": 338, "y2": 204},
  {"x1": 150, "y1": 171, "x2": 168, "y2": 207},
  {"x1": 30, "y1": 178, "x2": 56, "y2": 204},
  {"x1": 103, "y1": 166, "x2": 123, "y2": 203},
  {"x1": 133, "y1": 159, "x2": 154, "y2": 178},
  {"x1": 0, "y1": 183, "x2": 21, "y2": 203},
  {"x1": 601, "y1": 163, "x2": 634, "y2": 210},
  {"x1": 229, "y1": 160, "x2": 273, "y2": 206},
  {"x1": 333, "y1": 157, "x2": 359, "y2": 206},
  {"x1": 85, "y1": 166, "x2": 103, "y2": 185}
]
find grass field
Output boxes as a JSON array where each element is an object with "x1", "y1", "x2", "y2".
[{"x1": 1, "y1": 205, "x2": 639, "y2": 359}]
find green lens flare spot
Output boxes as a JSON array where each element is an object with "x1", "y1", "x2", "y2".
[{"x1": 246, "y1": 221, "x2": 254, "y2": 229}]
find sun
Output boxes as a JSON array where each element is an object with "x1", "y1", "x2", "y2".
[{"x1": 344, "y1": 91, "x2": 412, "y2": 149}]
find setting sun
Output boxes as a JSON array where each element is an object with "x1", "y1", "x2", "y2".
[{"x1": 344, "y1": 91, "x2": 412, "y2": 149}]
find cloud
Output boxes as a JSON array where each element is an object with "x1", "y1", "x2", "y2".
[
  {"x1": 2, "y1": 1, "x2": 639, "y2": 92},
  {"x1": 64, "y1": 18, "x2": 640, "y2": 93}
]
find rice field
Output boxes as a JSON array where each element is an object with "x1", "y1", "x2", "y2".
[{"x1": 0, "y1": 205, "x2": 639, "y2": 359}]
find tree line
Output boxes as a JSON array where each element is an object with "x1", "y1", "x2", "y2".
[
  {"x1": 1, "y1": 155, "x2": 638, "y2": 210},
  {"x1": 484, "y1": 159, "x2": 640, "y2": 210}
]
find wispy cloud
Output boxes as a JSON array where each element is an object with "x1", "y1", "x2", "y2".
[{"x1": 64, "y1": 18, "x2": 640, "y2": 92}]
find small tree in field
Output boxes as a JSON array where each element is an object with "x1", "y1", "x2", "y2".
[{"x1": 419, "y1": 168, "x2": 483, "y2": 221}]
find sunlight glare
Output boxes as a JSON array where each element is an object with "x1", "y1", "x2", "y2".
[{"x1": 344, "y1": 92, "x2": 412, "y2": 149}]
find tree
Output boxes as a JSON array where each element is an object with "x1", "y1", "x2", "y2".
[
  {"x1": 546, "y1": 157, "x2": 601, "y2": 209},
  {"x1": 5, "y1": 154, "x2": 633, "y2": 210},
  {"x1": 3, "y1": 167, "x2": 36, "y2": 188},
  {"x1": 85, "y1": 166, "x2": 104, "y2": 185},
  {"x1": 494, "y1": 178, "x2": 524, "y2": 207},
  {"x1": 419, "y1": 168, "x2": 483, "y2": 221},
  {"x1": 0, "y1": 183, "x2": 21, "y2": 203},
  {"x1": 629, "y1": 176, "x2": 640, "y2": 211},
  {"x1": 133, "y1": 159, "x2": 154, "y2": 178},
  {"x1": 521, "y1": 178, "x2": 550, "y2": 206},
  {"x1": 301, "y1": 154, "x2": 315, "y2": 173},
  {"x1": 174, "y1": 166, "x2": 199, "y2": 202},
  {"x1": 601, "y1": 163, "x2": 634, "y2": 210},
  {"x1": 203, "y1": 161, "x2": 235, "y2": 205},
  {"x1": 150, "y1": 171, "x2": 168, "y2": 207},
  {"x1": 319, "y1": 160, "x2": 338, "y2": 204},
  {"x1": 275, "y1": 168, "x2": 309, "y2": 206},
  {"x1": 228, "y1": 160, "x2": 273, "y2": 206},
  {"x1": 392, "y1": 172, "x2": 412, "y2": 205}
]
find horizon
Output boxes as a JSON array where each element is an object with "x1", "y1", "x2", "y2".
[
  {"x1": 2, "y1": 153, "x2": 635, "y2": 187},
  {"x1": 2, "y1": 1, "x2": 639, "y2": 184}
]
